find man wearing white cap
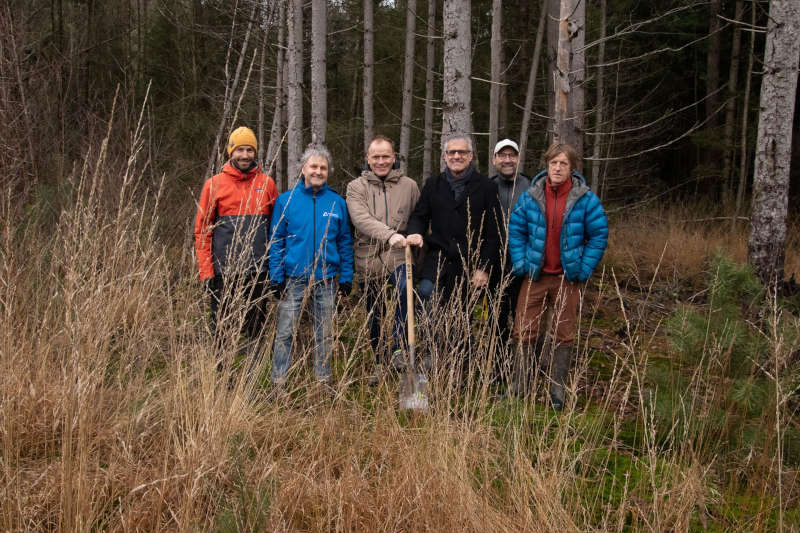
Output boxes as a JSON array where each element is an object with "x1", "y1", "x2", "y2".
[{"x1": 489, "y1": 139, "x2": 530, "y2": 381}]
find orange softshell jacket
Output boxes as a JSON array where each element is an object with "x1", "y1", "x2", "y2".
[{"x1": 194, "y1": 162, "x2": 278, "y2": 280}]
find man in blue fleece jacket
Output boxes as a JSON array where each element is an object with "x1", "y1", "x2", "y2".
[{"x1": 269, "y1": 145, "x2": 354, "y2": 388}]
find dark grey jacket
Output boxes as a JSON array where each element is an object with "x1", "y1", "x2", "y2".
[{"x1": 491, "y1": 172, "x2": 531, "y2": 219}]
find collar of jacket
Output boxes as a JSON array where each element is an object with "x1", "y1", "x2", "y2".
[
  {"x1": 529, "y1": 169, "x2": 590, "y2": 204},
  {"x1": 491, "y1": 172, "x2": 530, "y2": 185},
  {"x1": 362, "y1": 168, "x2": 403, "y2": 185},
  {"x1": 222, "y1": 161, "x2": 261, "y2": 181},
  {"x1": 296, "y1": 176, "x2": 331, "y2": 195}
]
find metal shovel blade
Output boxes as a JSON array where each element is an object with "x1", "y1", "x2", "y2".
[{"x1": 399, "y1": 369, "x2": 429, "y2": 411}]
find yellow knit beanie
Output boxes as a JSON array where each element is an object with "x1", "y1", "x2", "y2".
[{"x1": 227, "y1": 126, "x2": 258, "y2": 156}]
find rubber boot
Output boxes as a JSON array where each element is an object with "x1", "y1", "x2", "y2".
[{"x1": 549, "y1": 345, "x2": 572, "y2": 411}]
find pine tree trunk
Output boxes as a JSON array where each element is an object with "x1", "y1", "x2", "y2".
[
  {"x1": 363, "y1": 0, "x2": 375, "y2": 152},
  {"x1": 518, "y1": 0, "x2": 547, "y2": 172},
  {"x1": 287, "y1": 0, "x2": 304, "y2": 184},
  {"x1": 553, "y1": 0, "x2": 585, "y2": 161},
  {"x1": 706, "y1": 0, "x2": 722, "y2": 130},
  {"x1": 546, "y1": 0, "x2": 560, "y2": 138},
  {"x1": 735, "y1": 1, "x2": 757, "y2": 214},
  {"x1": 487, "y1": 0, "x2": 502, "y2": 176},
  {"x1": 422, "y1": 0, "x2": 437, "y2": 180},
  {"x1": 310, "y1": 0, "x2": 326, "y2": 145},
  {"x1": 257, "y1": 32, "x2": 267, "y2": 164},
  {"x1": 721, "y1": 0, "x2": 744, "y2": 193},
  {"x1": 747, "y1": 0, "x2": 800, "y2": 287},
  {"x1": 590, "y1": 0, "x2": 606, "y2": 191},
  {"x1": 206, "y1": 3, "x2": 256, "y2": 179},
  {"x1": 399, "y1": 0, "x2": 417, "y2": 172},
  {"x1": 266, "y1": 0, "x2": 286, "y2": 188},
  {"x1": 441, "y1": 0, "x2": 472, "y2": 152}
]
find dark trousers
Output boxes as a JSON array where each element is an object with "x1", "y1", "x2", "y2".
[
  {"x1": 360, "y1": 264, "x2": 408, "y2": 364},
  {"x1": 496, "y1": 274, "x2": 524, "y2": 346},
  {"x1": 208, "y1": 272, "x2": 269, "y2": 366}
]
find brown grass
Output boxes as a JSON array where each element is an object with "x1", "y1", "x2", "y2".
[
  {"x1": 605, "y1": 202, "x2": 800, "y2": 291},
  {"x1": 1, "y1": 125, "x2": 798, "y2": 531}
]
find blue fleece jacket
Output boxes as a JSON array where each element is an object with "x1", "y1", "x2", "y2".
[
  {"x1": 269, "y1": 179, "x2": 354, "y2": 284},
  {"x1": 508, "y1": 170, "x2": 608, "y2": 282}
]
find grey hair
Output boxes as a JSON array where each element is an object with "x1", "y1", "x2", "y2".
[
  {"x1": 300, "y1": 144, "x2": 333, "y2": 172},
  {"x1": 442, "y1": 134, "x2": 474, "y2": 153}
]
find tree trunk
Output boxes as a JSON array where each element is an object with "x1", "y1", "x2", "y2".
[
  {"x1": 735, "y1": 0, "x2": 757, "y2": 214},
  {"x1": 705, "y1": 0, "x2": 722, "y2": 130},
  {"x1": 266, "y1": 0, "x2": 287, "y2": 188},
  {"x1": 487, "y1": 0, "x2": 502, "y2": 176},
  {"x1": 363, "y1": 0, "x2": 374, "y2": 153},
  {"x1": 286, "y1": 0, "x2": 303, "y2": 184},
  {"x1": 311, "y1": 0, "x2": 326, "y2": 145},
  {"x1": 422, "y1": 0, "x2": 437, "y2": 180},
  {"x1": 553, "y1": 0, "x2": 585, "y2": 161},
  {"x1": 205, "y1": 3, "x2": 257, "y2": 179},
  {"x1": 441, "y1": 0, "x2": 472, "y2": 154},
  {"x1": 546, "y1": 0, "x2": 560, "y2": 137},
  {"x1": 721, "y1": 0, "x2": 744, "y2": 194},
  {"x1": 399, "y1": 0, "x2": 417, "y2": 171},
  {"x1": 257, "y1": 31, "x2": 267, "y2": 164},
  {"x1": 747, "y1": 0, "x2": 800, "y2": 287},
  {"x1": 590, "y1": 0, "x2": 606, "y2": 191},
  {"x1": 518, "y1": 0, "x2": 547, "y2": 173}
]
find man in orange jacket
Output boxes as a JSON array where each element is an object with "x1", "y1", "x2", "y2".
[{"x1": 194, "y1": 126, "x2": 278, "y2": 376}]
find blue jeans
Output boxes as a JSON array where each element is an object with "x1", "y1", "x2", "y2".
[
  {"x1": 271, "y1": 277, "x2": 337, "y2": 382},
  {"x1": 360, "y1": 264, "x2": 408, "y2": 363}
]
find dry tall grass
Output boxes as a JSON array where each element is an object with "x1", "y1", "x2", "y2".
[{"x1": 2, "y1": 125, "x2": 798, "y2": 531}]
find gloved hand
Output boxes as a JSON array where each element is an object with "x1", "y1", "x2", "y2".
[
  {"x1": 270, "y1": 281, "x2": 286, "y2": 299},
  {"x1": 388, "y1": 233, "x2": 406, "y2": 248},
  {"x1": 338, "y1": 282, "x2": 353, "y2": 297}
]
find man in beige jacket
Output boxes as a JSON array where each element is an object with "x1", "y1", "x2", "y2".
[{"x1": 346, "y1": 135, "x2": 420, "y2": 384}]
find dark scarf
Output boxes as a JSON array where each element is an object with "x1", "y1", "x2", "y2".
[{"x1": 445, "y1": 165, "x2": 473, "y2": 203}]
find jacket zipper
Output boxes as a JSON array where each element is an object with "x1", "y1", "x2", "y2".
[
  {"x1": 381, "y1": 181, "x2": 389, "y2": 225},
  {"x1": 313, "y1": 192, "x2": 317, "y2": 267}
]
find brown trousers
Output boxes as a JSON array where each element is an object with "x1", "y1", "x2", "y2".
[{"x1": 513, "y1": 274, "x2": 580, "y2": 345}]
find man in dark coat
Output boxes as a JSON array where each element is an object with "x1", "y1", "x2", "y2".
[
  {"x1": 406, "y1": 135, "x2": 501, "y2": 362},
  {"x1": 488, "y1": 139, "x2": 532, "y2": 378}
]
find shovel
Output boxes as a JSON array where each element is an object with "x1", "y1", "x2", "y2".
[{"x1": 399, "y1": 244, "x2": 429, "y2": 411}]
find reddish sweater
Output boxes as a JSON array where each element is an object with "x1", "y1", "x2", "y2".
[{"x1": 542, "y1": 177, "x2": 572, "y2": 274}]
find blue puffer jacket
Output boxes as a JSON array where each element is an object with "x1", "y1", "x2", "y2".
[
  {"x1": 269, "y1": 178, "x2": 354, "y2": 284},
  {"x1": 508, "y1": 170, "x2": 608, "y2": 282}
]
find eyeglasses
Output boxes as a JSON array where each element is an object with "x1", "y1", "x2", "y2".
[
  {"x1": 445, "y1": 149, "x2": 472, "y2": 157},
  {"x1": 495, "y1": 153, "x2": 518, "y2": 161}
]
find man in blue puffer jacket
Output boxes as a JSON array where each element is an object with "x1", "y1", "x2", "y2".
[
  {"x1": 508, "y1": 143, "x2": 608, "y2": 410},
  {"x1": 269, "y1": 145, "x2": 354, "y2": 390}
]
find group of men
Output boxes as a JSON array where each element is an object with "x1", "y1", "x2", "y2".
[{"x1": 194, "y1": 126, "x2": 608, "y2": 409}]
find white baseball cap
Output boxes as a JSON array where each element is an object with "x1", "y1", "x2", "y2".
[{"x1": 494, "y1": 139, "x2": 519, "y2": 155}]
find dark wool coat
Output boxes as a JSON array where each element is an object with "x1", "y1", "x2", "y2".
[{"x1": 406, "y1": 167, "x2": 502, "y2": 287}]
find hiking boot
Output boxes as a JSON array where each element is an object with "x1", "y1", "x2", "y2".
[
  {"x1": 548, "y1": 345, "x2": 572, "y2": 411},
  {"x1": 368, "y1": 363, "x2": 385, "y2": 386}
]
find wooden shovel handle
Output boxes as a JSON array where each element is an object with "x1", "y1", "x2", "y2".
[{"x1": 405, "y1": 244, "x2": 415, "y2": 349}]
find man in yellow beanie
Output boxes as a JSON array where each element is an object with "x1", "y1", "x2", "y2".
[{"x1": 194, "y1": 126, "x2": 278, "y2": 385}]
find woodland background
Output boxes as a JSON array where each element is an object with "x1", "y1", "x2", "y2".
[{"x1": 1, "y1": 0, "x2": 800, "y2": 530}]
